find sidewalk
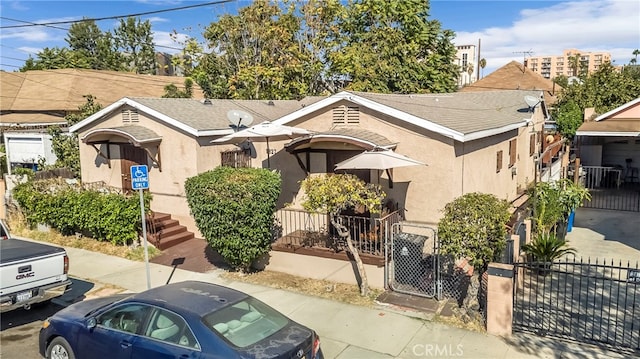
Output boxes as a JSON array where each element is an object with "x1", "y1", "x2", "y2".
[{"x1": 60, "y1": 246, "x2": 626, "y2": 359}]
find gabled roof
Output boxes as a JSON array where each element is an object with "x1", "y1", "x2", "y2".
[
  {"x1": 70, "y1": 97, "x2": 323, "y2": 137},
  {"x1": 460, "y1": 61, "x2": 561, "y2": 105},
  {"x1": 576, "y1": 97, "x2": 640, "y2": 137},
  {"x1": 274, "y1": 90, "x2": 542, "y2": 142},
  {"x1": 1, "y1": 69, "x2": 204, "y2": 114}
]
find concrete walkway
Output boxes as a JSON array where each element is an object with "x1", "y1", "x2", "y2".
[{"x1": 57, "y1": 245, "x2": 628, "y2": 359}]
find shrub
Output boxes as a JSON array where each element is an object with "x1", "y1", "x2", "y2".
[
  {"x1": 438, "y1": 192, "x2": 511, "y2": 273},
  {"x1": 184, "y1": 167, "x2": 281, "y2": 271},
  {"x1": 522, "y1": 232, "x2": 576, "y2": 263},
  {"x1": 11, "y1": 178, "x2": 148, "y2": 245}
]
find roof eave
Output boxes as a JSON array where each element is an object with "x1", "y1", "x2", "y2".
[
  {"x1": 576, "y1": 131, "x2": 640, "y2": 137},
  {"x1": 594, "y1": 97, "x2": 640, "y2": 121},
  {"x1": 70, "y1": 98, "x2": 201, "y2": 136}
]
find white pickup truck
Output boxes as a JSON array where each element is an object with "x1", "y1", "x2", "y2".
[{"x1": 0, "y1": 222, "x2": 71, "y2": 312}]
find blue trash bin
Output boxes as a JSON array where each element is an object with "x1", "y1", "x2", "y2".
[{"x1": 567, "y1": 210, "x2": 575, "y2": 232}]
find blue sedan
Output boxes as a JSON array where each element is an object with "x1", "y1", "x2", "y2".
[{"x1": 39, "y1": 280, "x2": 323, "y2": 359}]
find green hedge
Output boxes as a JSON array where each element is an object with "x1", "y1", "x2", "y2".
[
  {"x1": 185, "y1": 167, "x2": 281, "y2": 271},
  {"x1": 12, "y1": 179, "x2": 149, "y2": 245}
]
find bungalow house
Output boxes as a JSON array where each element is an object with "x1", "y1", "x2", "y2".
[
  {"x1": 70, "y1": 90, "x2": 547, "y2": 256},
  {"x1": 1, "y1": 69, "x2": 201, "y2": 174},
  {"x1": 574, "y1": 98, "x2": 640, "y2": 211}
]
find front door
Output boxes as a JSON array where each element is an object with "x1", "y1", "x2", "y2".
[{"x1": 120, "y1": 144, "x2": 148, "y2": 192}]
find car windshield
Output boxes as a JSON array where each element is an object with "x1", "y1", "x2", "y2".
[{"x1": 203, "y1": 297, "x2": 289, "y2": 348}]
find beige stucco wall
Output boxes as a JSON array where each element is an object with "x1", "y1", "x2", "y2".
[
  {"x1": 274, "y1": 100, "x2": 544, "y2": 224},
  {"x1": 76, "y1": 98, "x2": 545, "y2": 233}
]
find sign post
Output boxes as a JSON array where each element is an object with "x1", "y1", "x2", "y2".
[{"x1": 131, "y1": 165, "x2": 151, "y2": 289}]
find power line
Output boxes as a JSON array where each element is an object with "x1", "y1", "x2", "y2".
[
  {"x1": 0, "y1": 0, "x2": 234, "y2": 29},
  {"x1": 0, "y1": 17, "x2": 69, "y2": 31}
]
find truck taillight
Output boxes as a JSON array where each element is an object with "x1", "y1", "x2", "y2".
[{"x1": 63, "y1": 255, "x2": 69, "y2": 274}]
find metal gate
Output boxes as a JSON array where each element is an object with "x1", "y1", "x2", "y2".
[
  {"x1": 514, "y1": 258, "x2": 640, "y2": 353},
  {"x1": 386, "y1": 223, "x2": 471, "y2": 302}
]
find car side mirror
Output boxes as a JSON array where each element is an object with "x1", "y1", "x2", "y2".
[{"x1": 87, "y1": 317, "x2": 97, "y2": 330}]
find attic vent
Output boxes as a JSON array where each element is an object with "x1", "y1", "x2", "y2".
[
  {"x1": 332, "y1": 106, "x2": 359, "y2": 125},
  {"x1": 122, "y1": 109, "x2": 139, "y2": 124}
]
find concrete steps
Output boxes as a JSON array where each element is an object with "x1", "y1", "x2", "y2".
[{"x1": 147, "y1": 212, "x2": 194, "y2": 250}]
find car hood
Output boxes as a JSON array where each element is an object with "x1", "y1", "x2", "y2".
[
  {"x1": 239, "y1": 323, "x2": 313, "y2": 359},
  {"x1": 54, "y1": 294, "x2": 132, "y2": 320}
]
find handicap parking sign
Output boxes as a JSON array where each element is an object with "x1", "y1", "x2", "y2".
[{"x1": 130, "y1": 165, "x2": 149, "y2": 190}]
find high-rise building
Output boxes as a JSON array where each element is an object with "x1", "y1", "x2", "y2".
[
  {"x1": 524, "y1": 49, "x2": 611, "y2": 79},
  {"x1": 455, "y1": 44, "x2": 478, "y2": 88}
]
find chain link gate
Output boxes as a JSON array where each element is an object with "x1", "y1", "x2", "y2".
[{"x1": 386, "y1": 223, "x2": 471, "y2": 302}]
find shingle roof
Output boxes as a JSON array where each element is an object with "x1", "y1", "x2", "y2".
[
  {"x1": 1, "y1": 69, "x2": 204, "y2": 113},
  {"x1": 129, "y1": 97, "x2": 324, "y2": 132},
  {"x1": 460, "y1": 61, "x2": 561, "y2": 105},
  {"x1": 351, "y1": 90, "x2": 542, "y2": 135}
]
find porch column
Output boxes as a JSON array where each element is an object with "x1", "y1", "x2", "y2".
[{"x1": 486, "y1": 263, "x2": 514, "y2": 337}]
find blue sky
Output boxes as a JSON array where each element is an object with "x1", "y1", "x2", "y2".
[{"x1": 1, "y1": 0, "x2": 639, "y2": 75}]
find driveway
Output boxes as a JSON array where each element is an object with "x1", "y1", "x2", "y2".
[{"x1": 567, "y1": 207, "x2": 640, "y2": 264}]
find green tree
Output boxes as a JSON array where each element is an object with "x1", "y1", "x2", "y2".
[
  {"x1": 479, "y1": 58, "x2": 486, "y2": 79},
  {"x1": 113, "y1": 17, "x2": 157, "y2": 74},
  {"x1": 66, "y1": 19, "x2": 122, "y2": 70},
  {"x1": 554, "y1": 100, "x2": 583, "y2": 139},
  {"x1": 330, "y1": 0, "x2": 459, "y2": 93},
  {"x1": 202, "y1": 0, "x2": 311, "y2": 99},
  {"x1": 554, "y1": 60, "x2": 640, "y2": 140},
  {"x1": 48, "y1": 95, "x2": 103, "y2": 177},
  {"x1": 301, "y1": 174, "x2": 385, "y2": 296},
  {"x1": 20, "y1": 47, "x2": 90, "y2": 71},
  {"x1": 185, "y1": 167, "x2": 281, "y2": 271},
  {"x1": 162, "y1": 78, "x2": 194, "y2": 98}
]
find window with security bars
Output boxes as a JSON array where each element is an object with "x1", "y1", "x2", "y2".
[
  {"x1": 122, "y1": 109, "x2": 139, "y2": 124},
  {"x1": 221, "y1": 150, "x2": 251, "y2": 168},
  {"x1": 332, "y1": 106, "x2": 360, "y2": 125}
]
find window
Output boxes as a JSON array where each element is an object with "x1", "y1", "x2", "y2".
[
  {"x1": 496, "y1": 150, "x2": 503, "y2": 173},
  {"x1": 509, "y1": 139, "x2": 517, "y2": 167},
  {"x1": 98, "y1": 304, "x2": 151, "y2": 334},
  {"x1": 122, "y1": 109, "x2": 139, "y2": 124},
  {"x1": 332, "y1": 106, "x2": 360, "y2": 125},
  {"x1": 204, "y1": 297, "x2": 289, "y2": 348},
  {"x1": 146, "y1": 308, "x2": 200, "y2": 349},
  {"x1": 221, "y1": 150, "x2": 251, "y2": 168}
]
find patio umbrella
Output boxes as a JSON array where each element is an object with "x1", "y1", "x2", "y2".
[
  {"x1": 212, "y1": 121, "x2": 311, "y2": 167},
  {"x1": 335, "y1": 149, "x2": 426, "y2": 187}
]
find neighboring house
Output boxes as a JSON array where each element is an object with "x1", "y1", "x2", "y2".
[
  {"x1": 1, "y1": 69, "x2": 201, "y2": 174},
  {"x1": 460, "y1": 61, "x2": 561, "y2": 106},
  {"x1": 70, "y1": 90, "x2": 548, "y2": 239},
  {"x1": 575, "y1": 98, "x2": 640, "y2": 195}
]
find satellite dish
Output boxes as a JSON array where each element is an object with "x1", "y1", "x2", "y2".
[
  {"x1": 524, "y1": 95, "x2": 541, "y2": 109},
  {"x1": 227, "y1": 110, "x2": 254, "y2": 129}
]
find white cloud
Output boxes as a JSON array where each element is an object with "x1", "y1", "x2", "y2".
[
  {"x1": 454, "y1": 0, "x2": 640, "y2": 74},
  {"x1": 147, "y1": 16, "x2": 169, "y2": 24}
]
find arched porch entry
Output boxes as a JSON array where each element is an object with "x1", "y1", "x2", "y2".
[{"x1": 80, "y1": 125, "x2": 162, "y2": 192}]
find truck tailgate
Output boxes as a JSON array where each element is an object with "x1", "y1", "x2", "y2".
[{"x1": 1, "y1": 240, "x2": 68, "y2": 296}]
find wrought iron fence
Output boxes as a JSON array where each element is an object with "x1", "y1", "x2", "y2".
[
  {"x1": 273, "y1": 208, "x2": 398, "y2": 257},
  {"x1": 514, "y1": 258, "x2": 640, "y2": 353}
]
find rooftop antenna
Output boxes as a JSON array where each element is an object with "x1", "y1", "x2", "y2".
[
  {"x1": 513, "y1": 49, "x2": 534, "y2": 72},
  {"x1": 226, "y1": 110, "x2": 254, "y2": 131}
]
